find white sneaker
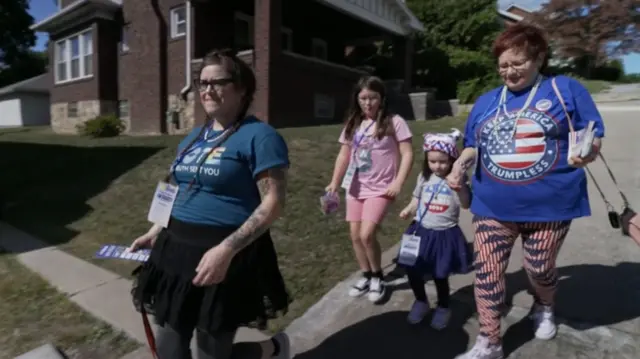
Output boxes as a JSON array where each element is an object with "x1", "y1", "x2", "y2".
[
  {"x1": 455, "y1": 335, "x2": 504, "y2": 359},
  {"x1": 367, "y1": 277, "x2": 386, "y2": 303},
  {"x1": 430, "y1": 307, "x2": 451, "y2": 330},
  {"x1": 530, "y1": 303, "x2": 557, "y2": 340},
  {"x1": 272, "y1": 332, "x2": 290, "y2": 359},
  {"x1": 407, "y1": 300, "x2": 430, "y2": 324},
  {"x1": 348, "y1": 277, "x2": 370, "y2": 297}
]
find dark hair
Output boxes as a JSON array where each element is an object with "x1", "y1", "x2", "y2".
[
  {"x1": 168, "y1": 49, "x2": 256, "y2": 187},
  {"x1": 492, "y1": 23, "x2": 550, "y2": 73},
  {"x1": 422, "y1": 152, "x2": 455, "y2": 180},
  {"x1": 189, "y1": 48, "x2": 256, "y2": 139},
  {"x1": 343, "y1": 76, "x2": 393, "y2": 141},
  {"x1": 195, "y1": 48, "x2": 256, "y2": 122}
]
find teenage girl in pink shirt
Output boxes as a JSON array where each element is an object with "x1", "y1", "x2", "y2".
[{"x1": 326, "y1": 76, "x2": 414, "y2": 303}]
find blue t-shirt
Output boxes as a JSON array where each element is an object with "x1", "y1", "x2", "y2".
[
  {"x1": 170, "y1": 116, "x2": 289, "y2": 227},
  {"x1": 463, "y1": 75, "x2": 605, "y2": 222}
]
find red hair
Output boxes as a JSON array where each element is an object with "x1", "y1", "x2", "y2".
[{"x1": 492, "y1": 23, "x2": 549, "y2": 71}]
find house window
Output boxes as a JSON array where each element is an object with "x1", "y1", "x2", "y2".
[
  {"x1": 282, "y1": 27, "x2": 293, "y2": 51},
  {"x1": 55, "y1": 41, "x2": 67, "y2": 82},
  {"x1": 234, "y1": 13, "x2": 254, "y2": 50},
  {"x1": 121, "y1": 26, "x2": 129, "y2": 52},
  {"x1": 170, "y1": 6, "x2": 187, "y2": 39},
  {"x1": 54, "y1": 29, "x2": 93, "y2": 84},
  {"x1": 68, "y1": 102, "x2": 78, "y2": 118},
  {"x1": 311, "y1": 38, "x2": 328, "y2": 60},
  {"x1": 119, "y1": 100, "x2": 130, "y2": 118},
  {"x1": 314, "y1": 93, "x2": 335, "y2": 119}
]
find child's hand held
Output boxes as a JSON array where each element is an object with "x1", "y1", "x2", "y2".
[{"x1": 399, "y1": 209, "x2": 410, "y2": 219}]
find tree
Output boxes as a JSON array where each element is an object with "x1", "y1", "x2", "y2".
[
  {"x1": 0, "y1": 0, "x2": 46, "y2": 87},
  {"x1": 532, "y1": 0, "x2": 640, "y2": 77},
  {"x1": 406, "y1": 0, "x2": 503, "y2": 101},
  {"x1": 0, "y1": 50, "x2": 48, "y2": 87}
]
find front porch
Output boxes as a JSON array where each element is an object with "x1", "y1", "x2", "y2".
[{"x1": 189, "y1": 0, "x2": 423, "y2": 127}]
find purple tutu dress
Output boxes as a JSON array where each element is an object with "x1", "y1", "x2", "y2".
[
  {"x1": 399, "y1": 221, "x2": 472, "y2": 278},
  {"x1": 396, "y1": 173, "x2": 472, "y2": 278}
]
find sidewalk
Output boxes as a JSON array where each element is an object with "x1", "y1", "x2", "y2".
[
  {"x1": 2, "y1": 107, "x2": 640, "y2": 359},
  {"x1": 0, "y1": 222, "x2": 269, "y2": 359},
  {"x1": 287, "y1": 266, "x2": 640, "y2": 359},
  {"x1": 286, "y1": 107, "x2": 640, "y2": 358},
  {"x1": 4, "y1": 218, "x2": 640, "y2": 359},
  {"x1": 592, "y1": 83, "x2": 640, "y2": 103}
]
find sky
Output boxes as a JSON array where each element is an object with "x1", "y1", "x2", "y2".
[
  {"x1": 498, "y1": 0, "x2": 639, "y2": 73},
  {"x1": 27, "y1": 0, "x2": 639, "y2": 73}
]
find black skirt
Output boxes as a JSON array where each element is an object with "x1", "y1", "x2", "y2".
[{"x1": 131, "y1": 217, "x2": 291, "y2": 336}]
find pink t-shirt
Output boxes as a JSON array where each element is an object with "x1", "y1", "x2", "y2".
[{"x1": 339, "y1": 115, "x2": 413, "y2": 199}]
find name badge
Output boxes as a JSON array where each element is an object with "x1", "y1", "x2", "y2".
[
  {"x1": 356, "y1": 148, "x2": 371, "y2": 170},
  {"x1": 397, "y1": 234, "x2": 422, "y2": 266},
  {"x1": 148, "y1": 181, "x2": 179, "y2": 228},
  {"x1": 341, "y1": 162, "x2": 357, "y2": 190}
]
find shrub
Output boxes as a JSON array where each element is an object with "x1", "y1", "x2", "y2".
[
  {"x1": 77, "y1": 114, "x2": 125, "y2": 138},
  {"x1": 457, "y1": 75, "x2": 502, "y2": 104}
]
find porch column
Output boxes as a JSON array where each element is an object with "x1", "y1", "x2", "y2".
[
  {"x1": 392, "y1": 35, "x2": 414, "y2": 92},
  {"x1": 253, "y1": 0, "x2": 282, "y2": 123}
]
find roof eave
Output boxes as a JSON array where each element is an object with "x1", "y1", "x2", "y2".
[{"x1": 31, "y1": 0, "x2": 121, "y2": 33}]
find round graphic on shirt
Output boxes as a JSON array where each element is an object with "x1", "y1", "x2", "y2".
[
  {"x1": 535, "y1": 99, "x2": 552, "y2": 112},
  {"x1": 479, "y1": 109, "x2": 560, "y2": 183}
]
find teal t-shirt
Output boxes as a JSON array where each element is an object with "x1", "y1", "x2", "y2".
[{"x1": 170, "y1": 116, "x2": 289, "y2": 227}]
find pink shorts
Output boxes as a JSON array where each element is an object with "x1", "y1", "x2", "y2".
[{"x1": 345, "y1": 196, "x2": 393, "y2": 224}]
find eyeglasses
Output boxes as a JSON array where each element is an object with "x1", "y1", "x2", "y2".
[
  {"x1": 498, "y1": 59, "x2": 531, "y2": 72},
  {"x1": 358, "y1": 95, "x2": 381, "y2": 104},
  {"x1": 194, "y1": 78, "x2": 234, "y2": 92}
]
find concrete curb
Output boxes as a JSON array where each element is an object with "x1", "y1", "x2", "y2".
[
  {"x1": 283, "y1": 240, "x2": 640, "y2": 356},
  {"x1": 13, "y1": 344, "x2": 66, "y2": 359},
  {"x1": 284, "y1": 241, "x2": 401, "y2": 348},
  {"x1": 596, "y1": 105, "x2": 640, "y2": 112},
  {"x1": 0, "y1": 223, "x2": 148, "y2": 344}
]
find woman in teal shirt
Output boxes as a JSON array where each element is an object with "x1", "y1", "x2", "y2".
[{"x1": 128, "y1": 49, "x2": 291, "y2": 359}]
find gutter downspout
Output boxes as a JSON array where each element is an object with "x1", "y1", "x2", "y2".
[{"x1": 180, "y1": 0, "x2": 192, "y2": 100}]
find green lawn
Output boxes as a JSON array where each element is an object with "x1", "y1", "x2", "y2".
[
  {"x1": 0, "y1": 249, "x2": 138, "y2": 358},
  {"x1": 576, "y1": 78, "x2": 611, "y2": 94},
  {"x1": 0, "y1": 117, "x2": 465, "y2": 332}
]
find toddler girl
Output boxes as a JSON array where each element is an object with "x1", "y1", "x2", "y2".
[{"x1": 397, "y1": 129, "x2": 472, "y2": 329}]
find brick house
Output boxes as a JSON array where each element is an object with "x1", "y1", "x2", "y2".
[
  {"x1": 32, "y1": 0, "x2": 424, "y2": 134},
  {"x1": 498, "y1": 3, "x2": 532, "y2": 26}
]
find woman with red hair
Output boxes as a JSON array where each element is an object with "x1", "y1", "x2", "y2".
[{"x1": 447, "y1": 24, "x2": 605, "y2": 359}]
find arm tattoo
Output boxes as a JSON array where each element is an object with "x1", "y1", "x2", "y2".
[{"x1": 223, "y1": 167, "x2": 288, "y2": 252}]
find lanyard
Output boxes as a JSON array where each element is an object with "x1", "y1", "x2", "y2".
[
  {"x1": 353, "y1": 120, "x2": 375, "y2": 149},
  {"x1": 414, "y1": 178, "x2": 446, "y2": 233},
  {"x1": 491, "y1": 75, "x2": 543, "y2": 144},
  {"x1": 351, "y1": 120, "x2": 375, "y2": 160},
  {"x1": 170, "y1": 127, "x2": 228, "y2": 174},
  {"x1": 166, "y1": 123, "x2": 238, "y2": 191}
]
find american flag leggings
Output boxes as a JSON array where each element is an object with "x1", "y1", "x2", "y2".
[{"x1": 472, "y1": 216, "x2": 572, "y2": 344}]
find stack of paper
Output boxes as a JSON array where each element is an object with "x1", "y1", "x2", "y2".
[
  {"x1": 95, "y1": 244, "x2": 150, "y2": 262},
  {"x1": 568, "y1": 121, "x2": 596, "y2": 164}
]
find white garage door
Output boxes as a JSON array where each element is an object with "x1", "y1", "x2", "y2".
[{"x1": 0, "y1": 96, "x2": 22, "y2": 127}]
